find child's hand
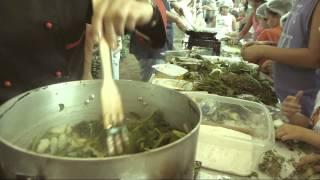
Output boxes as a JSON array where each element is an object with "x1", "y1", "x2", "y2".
[
  {"x1": 281, "y1": 91, "x2": 303, "y2": 118},
  {"x1": 241, "y1": 45, "x2": 266, "y2": 63},
  {"x1": 260, "y1": 60, "x2": 272, "y2": 75},
  {"x1": 296, "y1": 153, "x2": 320, "y2": 173},
  {"x1": 243, "y1": 41, "x2": 276, "y2": 48},
  {"x1": 276, "y1": 123, "x2": 307, "y2": 141}
]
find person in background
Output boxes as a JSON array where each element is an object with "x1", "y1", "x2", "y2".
[
  {"x1": 237, "y1": 3, "x2": 268, "y2": 44},
  {"x1": 233, "y1": 0, "x2": 246, "y2": 16},
  {"x1": 257, "y1": 0, "x2": 292, "y2": 43},
  {"x1": 231, "y1": 0, "x2": 246, "y2": 20},
  {"x1": 241, "y1": 0, "x2": 320, "y2": 117},
  {"x1": 130, "y1": 0, "x2": 188, "y2": 81},
  {"x1": 192, "y1": 0, "x2": 207, "y2": 28},
  {"x1": 202, "y1": 0, "x2": 218, "y2": 27},
  {"x1": 255, "y1": 3, "x2": 269, "y2": 30},
  {"x1": 238, "y1": 0, "x2": 249, "y2": 32},
  {"x1": 170, "y1": 0, "x2": 195, "y2": 29},
  {"x1": 253, "y1": 0, "x2": 292, "y2": 75},
  {"x1": 217, "y1": 0, "x2": 234, "y2": 9},
  {"x1": 170, "y1": 0, "x2": 207, "y2": 49},
  {"x1": 239, "y1": 0, "x2": 266, "y2": 40},
  {"x1": 214, "y1": 2, "x2": 237, "y2": 33}
]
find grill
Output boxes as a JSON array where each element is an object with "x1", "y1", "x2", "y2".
[{"x1": 186, "y1": 31, "x2": 221, "y2": 56}]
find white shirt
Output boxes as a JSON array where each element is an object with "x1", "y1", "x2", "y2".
[{"x1": 215, "y1": 13, "x2": 234, "y2": 33}]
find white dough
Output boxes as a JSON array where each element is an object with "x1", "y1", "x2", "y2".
[{"x1": 196, "y1": 125, "x2": 254, "y2": 176}]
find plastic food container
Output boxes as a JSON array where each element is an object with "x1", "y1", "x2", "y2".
[
  {"x1": 152, "y1": 64, "x2": 188, "y2": 79},
  {"x1": 162, "y1": 50, "x2": 191, "y2": 62},
  {"x1": 151, "y1": 78, "x2": 193, "y2": 91},
  {"x1": 201, "y1": 55, "x2": 259, "y2": 69},
  {"x1": 183, "y1": 92, "x2": 275, "y2": 176}
]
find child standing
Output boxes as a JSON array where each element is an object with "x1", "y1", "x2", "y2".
[
  {"x1": 214, "y1": 2, "x2": 237, "y2": 33},
  {"x1": 254, "y1": 0, "x2": 291, "y2": 75},
  {"x1": 255, "y1": 3, "x2": 269, "y2": 30},
  {"x1": 257, "y1": 0, "x2": 291, "y2": 43},
  {"x1": 239, "y1": 0, "x2": 267, "y2": 40},
  {"x1": 242, "y1": 0, "x2": 320, "y2": 117}
]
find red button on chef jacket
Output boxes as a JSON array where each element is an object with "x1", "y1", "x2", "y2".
[
  {"x1": 55, "y1": 71, "x2": 62, "y2": 78},
  {"x1": 3, "y1": 81, "x2": 12, "y2": 88},
  {"x1": 45, "y1": 21, "x2": 54, "y2": 30}
]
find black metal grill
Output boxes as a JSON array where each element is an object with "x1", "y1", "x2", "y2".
[
  {"x1": 186, "y1": 31, "x2": 221, "y2": 56},
  {"x1": 185, "y1": 31, "x2": 217, "y2": 40}
]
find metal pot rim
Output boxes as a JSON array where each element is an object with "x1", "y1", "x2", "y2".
[{"x1": 0, "y1": 80, "x2": 201, "y2": 161}]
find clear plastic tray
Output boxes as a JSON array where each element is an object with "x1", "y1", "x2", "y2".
[
  {"x1": 152, "y1": 64, "x2": 188, "y2": 79},
  {"x1": 183, "y1": 92, "x2": 275, "y2": 172}
]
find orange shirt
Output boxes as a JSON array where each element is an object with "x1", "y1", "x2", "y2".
[
  {"x1": 256, "y1": 26, "x2": 282, "y2": 66},
  {"x1": 257, "y1": 26, "x2": 282, "y2": 43}
]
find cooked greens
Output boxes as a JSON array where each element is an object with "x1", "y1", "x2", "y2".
[
  {"x1": 181, "y1": 59, "x2": 278, "y2": 106},
  {"x1": 29, "y1": 111, "x2": 186, "y2": 158},
  {"x1": 259, "y1": 150, "x2": 285, "y2": 178}
]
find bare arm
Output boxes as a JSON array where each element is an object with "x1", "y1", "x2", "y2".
[
  {"x1": 290, "y1": 113, "x2": 311, "y2": 127},
  {"x1": 301, "y1": 129, "x2": 320, "y2": 149},
  {"x1": 232, "y1": 16, "x2": 237, "y2": 32},
  {"x1": 166, "y1": 10, "x2": 178, "y2": 23},
  {"x1": 255, "y1": 45, "x2": 320, "y2": 68},
  {"x1": 239, "y1": 13, "x2": 253, "y2": 38},
  {"x1": 277, "y1": 124, "x2": 320, "y2": 148},
  {"x1": 166, "y1": 10, "x2": 188, "y2": 32}
]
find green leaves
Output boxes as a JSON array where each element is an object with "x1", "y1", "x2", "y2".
[
  {"x1": 188, "y1": 60, "x2": 278, "y2": 106},
  {"x1": 29, "y1": 111, "x2": 187, "y2": 158}
]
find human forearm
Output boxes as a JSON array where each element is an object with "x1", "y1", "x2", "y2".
[
  {"x1": 290, "y1": 113, "x2": 310, "y2": 127},
  {"x1": 167, "y1": 10, "x2": 188, "y2": 32},
  {"x1": 301, "y1": 130, "x2": 320, "y2": 149},
  {"x1": 259, "y1": 46, "x2": 320, "y2": 68},
  {"x1": 167, "y1": 10, "x2": 178, "y2": 23},
  {"x1": 239, "y1": 15, "x2": 252, "y2": 38}
]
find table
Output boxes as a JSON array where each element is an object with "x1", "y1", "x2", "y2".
[
  {"x1": 198, "y1": 141, "x2": 311, "y2": 179},
  {"x1": 157, "y1": 43, "x2": 319, "y2": 179}
]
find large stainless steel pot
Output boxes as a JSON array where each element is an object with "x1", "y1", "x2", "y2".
[{"x1": 0, "y1": 80, "x2": 201, "y2": 179}]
